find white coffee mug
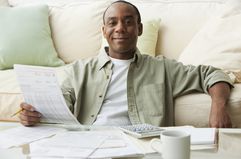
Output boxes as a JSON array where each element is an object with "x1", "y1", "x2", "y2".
[{"x1": 150, "y1": 130, "x2": 190, "y2": 159}]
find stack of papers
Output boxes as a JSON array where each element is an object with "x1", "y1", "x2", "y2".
[
  {"x1": 0, "y1": 125, "x2": 144, "y2": 158},
  {"x1": 166, "y1": 126, "x2": 217, "y2": 150},
  {"x1": 29, "y1": 130, "x2": 144, "y2": 159}
]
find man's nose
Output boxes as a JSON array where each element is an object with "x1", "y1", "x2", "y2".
[{"x1": 115, "y1": 22, "x2": 126, "y2": 33}]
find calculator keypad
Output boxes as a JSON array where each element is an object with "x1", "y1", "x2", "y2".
[{"x1": 119, "y1": 124, "x2": 164, "y2": 138}]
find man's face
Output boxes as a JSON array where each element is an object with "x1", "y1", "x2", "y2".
[{"x1": 102, "y1": 3, "x2": 142, "y2": 59}]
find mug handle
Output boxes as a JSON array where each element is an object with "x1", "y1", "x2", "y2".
[{"x1": 150, "y1": 138, "x2": 162, "y2": 153}]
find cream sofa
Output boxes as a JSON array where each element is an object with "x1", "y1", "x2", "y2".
[{"x1": 0, "y1": 0, "x2": 241, "y2": 127}]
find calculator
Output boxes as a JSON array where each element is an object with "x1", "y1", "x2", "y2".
[{"x1": 119, "y1": 123, "x2": 164, "y2": 138}]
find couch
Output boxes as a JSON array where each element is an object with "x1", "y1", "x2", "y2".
[{"x1": 0, "y1": 0, "x2": 240, "y2": 127}]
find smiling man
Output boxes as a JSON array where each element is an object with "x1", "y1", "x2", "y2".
[
  {"x1": 102, "y1": 1, "x2": 142, "y2": 60},
  {"x1": 19, "y1": 0, "x2": 233, "y2": 128}
]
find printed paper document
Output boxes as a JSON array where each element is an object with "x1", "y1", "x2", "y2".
[{"x1": 14, "y1": 64, "x2": 79, "y2": 125}]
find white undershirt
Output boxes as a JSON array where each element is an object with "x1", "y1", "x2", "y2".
[{"x1": 93, "y1": 57, "x2": 133, "y2": 126}]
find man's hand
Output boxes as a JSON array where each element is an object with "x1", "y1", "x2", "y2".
[
  {"x1": 208, "y1": 82, "x2": 232, "y2": 128},
  {"x1": 19, "y1": 102, "x2": 41, "y2": 126},
  {"x1": 209, "y1": 101, "x2": 232, "y2": 128}
]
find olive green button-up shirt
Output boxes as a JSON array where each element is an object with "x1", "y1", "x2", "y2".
[{"x1": 59, "y1": 48, "x2": 233, "y2": 126}]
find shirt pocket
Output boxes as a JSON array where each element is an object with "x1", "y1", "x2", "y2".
[{"x1": 141, "y1": 83, "x2": 164, "y2": 116}]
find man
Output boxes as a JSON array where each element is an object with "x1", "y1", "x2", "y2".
[{"x1": 19, "y1": 0, "x2": 233, "y2": 128}]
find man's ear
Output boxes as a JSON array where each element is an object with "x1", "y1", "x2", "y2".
[
  {"x1": 138, "y1": 23, "x2": 143, "y2": 36},
  {"x1": 102, "y1": 26, "x2": 107, "y2": 38}
]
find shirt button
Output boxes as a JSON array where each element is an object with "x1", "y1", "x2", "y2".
[
  {"x1": 99, "y1": 95, "x2": 102, "y2": 98},
  {"x1": 106, "y1": 75, "x2": 109, "y2": 79},
  {"x1": 91, "y1": 114, "x2": 95, "y2": 117},
  {"x1": 129, "y1": 107, "x2": 133, "y2": 112}
]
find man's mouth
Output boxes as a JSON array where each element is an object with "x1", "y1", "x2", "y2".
[{"x1": 113, "y1": 37, "x2": 128, "y2": 42}]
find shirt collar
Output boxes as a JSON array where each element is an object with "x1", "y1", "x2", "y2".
[{"x1": 97, "y1": 47, "x2": 142, "y2": 70}]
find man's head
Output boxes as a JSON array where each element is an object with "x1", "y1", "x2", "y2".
[{"x1": 102, "y1": 0, "x2": 143, "y2": 59}]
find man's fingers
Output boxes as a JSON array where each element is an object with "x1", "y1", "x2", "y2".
[
  {"x1": 20, "y1": 102, "x2": 35, "y2": 111},
  {"x1": 20, "y1": 120, "x2": 38, "y2": 127},
  {"x1": 209, "y1": 119, "x2": 232, "y2": 128},
  {"x1": 19, "y1": 113, "x2": 41, "y2": 126},
  {"x1": 224, "y1": 121, "x2": 232, "y2": 128},
  {"x1": 20, "y1": 109, "x2": 41, "y2": 118},
  {"x1": 18, "y1": 105, "x2": 41, "y2": 126},
  {"x1": 19, "y1": 112, "x2": 41, "y2": 121}
]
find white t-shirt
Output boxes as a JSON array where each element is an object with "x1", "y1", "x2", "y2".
[{"x1": 93, "y1": 57, "x2": 133, "y2": 126}]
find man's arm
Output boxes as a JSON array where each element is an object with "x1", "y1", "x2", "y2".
[
  {"x1": 163, "y1": 58, "x2": 233, "y2": 128},
  {"x1": 208, "y1": 82, "x2": 232, "y2": 128}
]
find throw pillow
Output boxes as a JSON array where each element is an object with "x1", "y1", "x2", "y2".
[
  {"x1": 137, "y1": 19, "x2": 160, "y2": 56},
  {"x1": 0, "y1": 4, "x2": 64, "y2": 70},
  {"x1": 101, "y1": 19, "x2": 160, "y2": 57},
  {"x1": 178, "y1": 1, "x2": 241, "y2": 70}
]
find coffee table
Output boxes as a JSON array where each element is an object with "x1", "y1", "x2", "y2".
[{"x1": 0, "y1": 122, "x2": 241, "y2": 159}]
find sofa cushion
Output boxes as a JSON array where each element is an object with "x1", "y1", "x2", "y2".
[
  {"x1": 175, "y1": 84, "x2": 241, "y2": 128},
  {"x1": 0, "y1": 70, "x2": 22, "y2": 121},
  {"x1": 0, "y1": 0, "x2": 9, "y2": 6},
  {"x1": 0, "y1": 4, "x2": 64, "y2": 70},
  {"x1": 130, "y1": 0, "x2": 225, "y2": 59},
  {"x1": 101, "y1": 19, "x2": 160, "y2": 57},
  {"x1": 178, "y1": 0, "x2": 241, "y2": 70},
  {"x1": 9, "y1": 0, "x2": 226, "y2": 61},
  {"x1": 8, "y1": 0, "x2": 92, "y2": 6},
  {"x1": 49, "y1": 1, "x2": 110, "y2": 63}
]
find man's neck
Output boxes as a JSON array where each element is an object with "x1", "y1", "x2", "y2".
[{"x1": 105, "y1": 47, "x2": 136, "y2": 60}]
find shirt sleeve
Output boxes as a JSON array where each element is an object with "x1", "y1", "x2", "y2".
[
  {"x1": 56, "y1": 62, "x2": 77, "y2": 113},
  {"x1": 163, "y1": 57, "x2": 234, "y2": 98}
]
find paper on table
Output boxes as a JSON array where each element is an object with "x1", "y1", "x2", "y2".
[
  {"x1": 90, "y1": 131, "x2": 144, "y2": 158},
  {"x1": 0, "y1": 147, "x2": 26, "y2": 159},
  {"x1": 127, "y1": 134, "x2": 156, "y2": 154},
  {"x1": 29, "y1": 130, "x2": 144, "y2": 158},
  {"x1": 14, "y1": 64, "x2": 79, "y2": 125},
  {"x1": 0, "y1": 125, "x2": 66, "y2": 148},
  {"x1": 166, "y1": 126, "x2": 216, "y2": 145},
  {"x1": 188, "y1": 128, "x2": 216, "y2": 145},
  {"x1": 30, "y1": 131, "x2": 108, "y2": 158}
]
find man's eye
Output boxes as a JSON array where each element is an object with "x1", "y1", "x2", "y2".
[
  {"x1": 108, "y1": 21, "x2": 116, "y2": 26},
  {"x1": 125, "y1": 19, "x2": 133, "y2": 25}
]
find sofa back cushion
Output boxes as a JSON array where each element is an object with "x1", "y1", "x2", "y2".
[
  {"x1": 8, "y1": 0, "x2": 226, "y2": 60},
  {"x1": 178, "y1": 1, "x2": 241, "y2": 70},
  {"x1": 0, "y1": 0, "x2": 9, "y2": 7},
  {"x1": 0, "y1": 0, "x2": 9, "y2": 6},
  {"x1": 130, "y1": 0, "x2": 225, "y2": 59},
  {"x1": 49, "y1": 1, "x2": 110, "y2": 63}
]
